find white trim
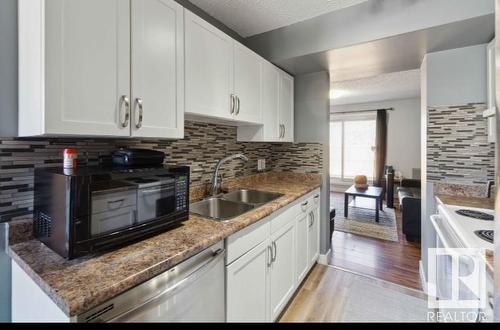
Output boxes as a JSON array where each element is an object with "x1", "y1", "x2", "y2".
[
  {"x1": 419, "y1": 260, "x2": 428, "y2": 294},
  {"x1": 317, "y1": 249, "x2": 332, "y2": 265}
]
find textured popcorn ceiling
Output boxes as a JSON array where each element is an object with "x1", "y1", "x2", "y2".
[
  {"x1": 188, "y1": 0, "x2": 368, "y2": 37},
  {"x1": 331, "y1": 69, "x2": 421, "y2": 106}
]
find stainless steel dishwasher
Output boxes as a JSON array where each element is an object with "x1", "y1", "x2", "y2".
[{"x1": 78, "y1": 241, "x2": 225, "y2": 322}]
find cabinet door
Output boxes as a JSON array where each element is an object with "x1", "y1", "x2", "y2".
[
  {"x1": 295, "y1": 212, "x2": 309, "y2": 285},
  {"x1": 44, "y1": 0, "x2": 130, "y2": 136},
  {"x1": 308, "y1": 205, "x2": 320, "y2": 267},
  {"x1": 279, "y1": 71, "x2": 294, "y2": 142},
  {"x1": 233, "y1": 43, "x2": 262, "y2": 124},
  {"x1": 261, "y1": 63, "x2": 280, "y2": 140},
  {"x1": 185, "y1": 11, "x2": 234, "y2": 120},
  {"x1": 226, "y1": 240, "x2": 270, "y2": 322},
  {"x1": 270, "y1": 220, "x2": 295, "y2": 321},
  {"x1": 130, "y1": 0, "x2": 184, "y2": 138}
]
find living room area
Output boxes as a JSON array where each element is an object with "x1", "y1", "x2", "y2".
[{"x1": 329, "y1": 70, "x2": 423, "y2": 289}]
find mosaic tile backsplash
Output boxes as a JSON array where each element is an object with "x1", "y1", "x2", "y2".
[
  {"x1": 427, "y1": 103, "x2": 495, "y2": 185},
  {"x1": 0, "y1": 121, "x2": 322, "y2": 222}
]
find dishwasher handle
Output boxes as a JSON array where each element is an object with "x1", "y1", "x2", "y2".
[{"x1": 110, "y1": 248, "x2": 225, "y2": 322}]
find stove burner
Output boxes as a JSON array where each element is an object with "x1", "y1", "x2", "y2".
[
  {"x1": 455, "y1": 209, "x2": 494, "y2": 221},
  {"x1": 474, "y1": 230, "x2": 494, "y2": 243}
]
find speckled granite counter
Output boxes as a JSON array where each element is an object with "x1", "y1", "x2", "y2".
[
  {"x1": 8, "y1": 172, "x2": 321, "y2": 317},
  {"x1": 435, "y1": 194, "x2": 495, "y2": 210}
]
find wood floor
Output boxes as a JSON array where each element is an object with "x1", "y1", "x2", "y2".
[{"x1": 328, "y1": 192, "x2": 422, "y2": 290}]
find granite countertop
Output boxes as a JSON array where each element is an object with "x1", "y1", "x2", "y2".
[
  {"x1": 8, "y1": 172, "x2": 321, "y2": 317},
  {"x1": 435, "y1": 194, "x2": 495, "y2": 210}
]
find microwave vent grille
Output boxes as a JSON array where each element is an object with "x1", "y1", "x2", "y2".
[{"x1": 34, "y1": 212, "x2": 52, "y2": 238}]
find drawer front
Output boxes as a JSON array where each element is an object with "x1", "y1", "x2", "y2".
[
  {"x1": 226, "y1": 218, "x2": 270, "y2": 265},
  {"x1": 91, "y1": 206, "x2": 136, "y2": 236},
  {"x1": 270, "y1": 202, "x2": 301, "y2": 234},
  {"x1": 92, "y1": 191, "x2": 136, "y2": 214}
]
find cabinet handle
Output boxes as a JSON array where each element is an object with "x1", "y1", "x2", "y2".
[
  {"x1": 230, "y1": 94, "x2": 235, "y2": 114},
  {"x1": 282, "y1": 125, "x2": 286, "y2": 139},
  {"x1": 119, "y1": 95, "x2": 130, "y2": 128},
  {"x1": 279, "y1": 124, "x2": 283, "y2": 138},
  {"x1": 236, "y1": 96, "x2": 240, "y2": 115},
  {"x1": 134, "y1": 98, "x2": 144, "y2": 129},
  {"x1": 272, "y1": 241, "x2": 277, "y2": 262},
  {"x1": 267, "y1": 245, "x2": 273, "y2": 267},
  {"x1": 302, "y1": 201, "x2": 308, "y2": 207}
]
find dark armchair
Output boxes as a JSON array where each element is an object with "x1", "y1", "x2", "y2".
[{"x1": 397, "y1": 179, "x2": 421, "y2": 242}]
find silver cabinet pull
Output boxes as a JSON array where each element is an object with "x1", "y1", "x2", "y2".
[
  {"x1": 272, "y1": 241, "x2": 277, "y2": 262},
  {"x1": 282, "y1": 125, "x2": 286, "y2": 139},
  {"x1": 230, "y1": 94, "x2": 235, "y2": 114},
  {"x1": 309, "y1": 211, "x2": 314, "y2": 227},
  {"x1": 279, "y1": 124, "x2": 283, "y2": 139},
  {"x1": 236, "y1": 96, "x2": 240, "y2": 115},
  {"x1": 119, "y1": 95, "x2": 130, "y2": 128},
  {"x1": 302, "y1": 201, "x2": 308, "y2": 207},
  {"x1": 134, "y1": 98, "x2": 144, "y2": 129},
  {"x1": 267, "y1": 245, "x2": 273, "y2": 267}
]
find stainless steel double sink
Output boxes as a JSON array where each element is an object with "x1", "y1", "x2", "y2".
[{"x1": 190, "y1": 189, "x2": 284, "y2": 221}]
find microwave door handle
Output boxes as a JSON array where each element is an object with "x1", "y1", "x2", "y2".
[
  {"x1": 107, "y1": 199, "x2": 125, "y2": 209},
  {"x1": 140, "y1": 188, "x2": 171, "y2": 195}
]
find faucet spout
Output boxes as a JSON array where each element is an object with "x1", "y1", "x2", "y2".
[{"x1": 210, "y1": 154, "x2": 249, "y2": 196}]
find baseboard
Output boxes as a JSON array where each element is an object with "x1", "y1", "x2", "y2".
[
  {"x1": 419, "y1": 260, "x2": 427, "y2": 293},
  {"x1": 318, "y1": 249, "x2": 332, "y2": 265}
]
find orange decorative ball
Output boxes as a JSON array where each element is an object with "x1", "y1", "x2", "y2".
[{"x1": 354, "y1": 175, "x2": 368, "y2": 190}]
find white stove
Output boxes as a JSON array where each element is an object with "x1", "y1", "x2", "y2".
[{"x1": 437, "y1": 204, "x2": 494, "y2": 250}]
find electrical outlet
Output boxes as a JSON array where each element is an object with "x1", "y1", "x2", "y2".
[{"x1": 258, "y1": 159, "x2": 266, "y2": 171}]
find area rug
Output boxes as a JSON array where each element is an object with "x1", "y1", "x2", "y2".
[{"x1": 331, "y1": 194, "x2": 399, "y2": 242}]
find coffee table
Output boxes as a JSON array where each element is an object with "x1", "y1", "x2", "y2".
[{"x1": 344, "y1": 185, "x2": 384, "y2": 222}]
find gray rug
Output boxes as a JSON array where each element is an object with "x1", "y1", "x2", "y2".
[
  {"x1": 337, "y1": 268, "x2": 429, "y2": 322},
  {"x1": 331, "y1": 195, "x2": 399, "y2": 242}
]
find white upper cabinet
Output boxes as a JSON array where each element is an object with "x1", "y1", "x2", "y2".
[
  {"x1": 185, "y1": 10, "x2": 234, "y2": 121},
  {"x1": 18, "y1": 0, "x2": 184, "y2": 138},
  {"x1": 279, "y1": 71, "x2": 294, "y2": 142},
  {"x1": 261, "y1": 62, "x2": 280, "y2": 140},
  {"x1": 186, "y1": 10, "x2": 276, "y2": 126},
  {"x1": 131, "y1": 0, "x2": 184, "y2": 138},
  {"x1": 237, "y1": 66, "x2": 294, "y2": 142},
  {"x1": 233, "y1": 43, "x2": 262, "y2": 124}
]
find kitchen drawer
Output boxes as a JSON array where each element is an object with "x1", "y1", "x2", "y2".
[
  {"x1": 92, "y1": 190, "x2": 136, "y2": 215},
  {"x1": 91, "y1": 206, "x2": 136, "y2": 236},
  {"x1": 226, "y1": 217, "x2": 270, "y2": 265}
]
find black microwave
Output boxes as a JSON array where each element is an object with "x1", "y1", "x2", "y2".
[{"x1": 33, "y1": 165, "x2": 189, "y2": 259}]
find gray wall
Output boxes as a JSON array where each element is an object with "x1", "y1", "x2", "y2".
[
  {"x1": 294, "y1": 71, "x2": 331, "y2": 254},
  {"x1": 427, "y1": 44, "x2": 488, "y2": 106},
  {"x1": 246, "y1": 0, "x2": 494, "y2": 63},
  {"x1": 333, "y1": 98, "x2": 421, "y2": 179},
  {"x1": 0, "y1": 0, "x2": 18, "y2": 137},
  {"x1": 420, "y1": 44, "x2": 488, "y2": 281}
]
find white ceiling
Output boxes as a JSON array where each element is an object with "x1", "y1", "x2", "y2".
[
  {"x1": 331, "y1": 69, "x2": 421, "y2": 106},
  {"x1": 188, "y1": 0, "x2": 369, "y2": 37}
]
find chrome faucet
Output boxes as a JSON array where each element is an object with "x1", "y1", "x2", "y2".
[{"x1": 210, "y1": 154, "x2": 249, "y2": 196}]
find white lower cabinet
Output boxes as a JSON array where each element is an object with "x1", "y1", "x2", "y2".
[
  {"x1": 295, "y1": 211, "x2": 309, "y2": 285},
  {"x1": 225, "y1": 189, "x2": 320, "y2": 322},
  {"x1": 308, "y1": 194, "x2": 321, "y2": 267},
  {"x1": 226, "y1": 239, "x2": 270, "y2": 322},
  {"x1": 269, "y1": 220, "x2": 296, "y2": 320}
]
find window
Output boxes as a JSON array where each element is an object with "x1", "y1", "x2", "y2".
[{"x1": 330, "y1": 116, "x2": 376, "y2": 182}]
